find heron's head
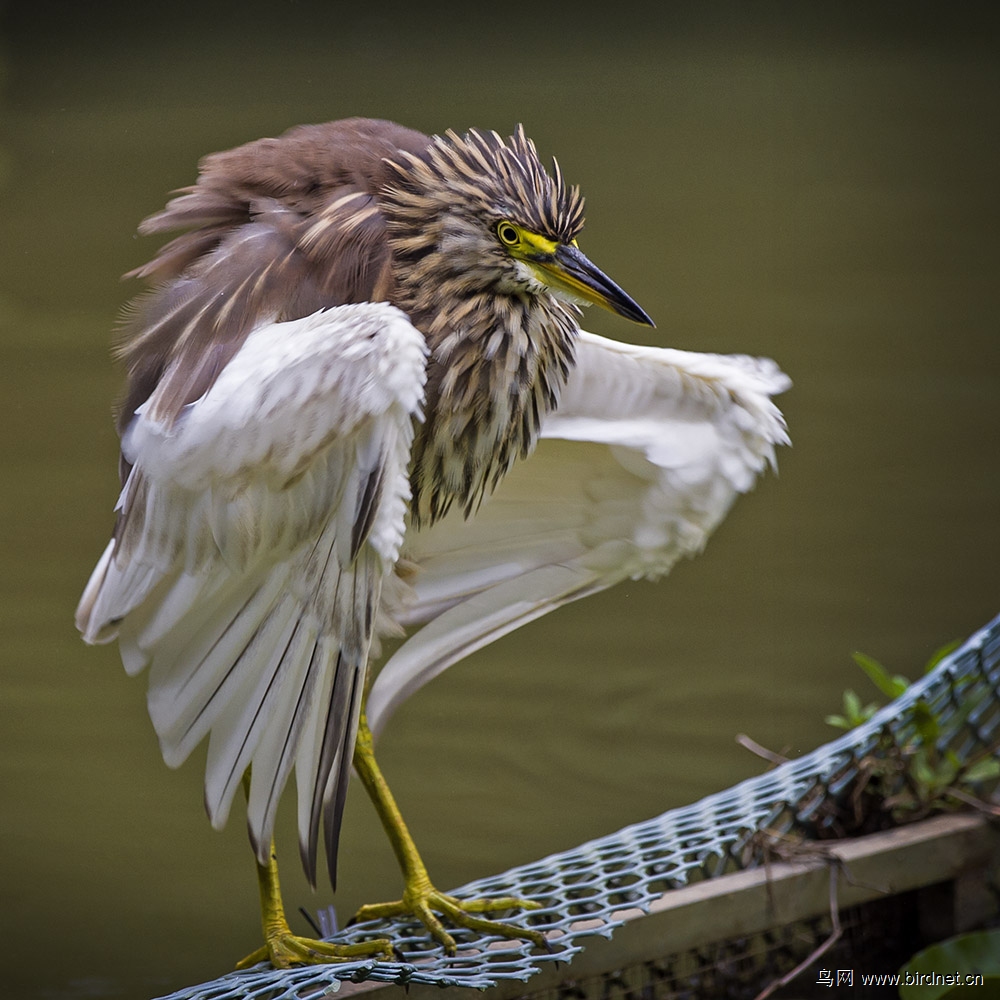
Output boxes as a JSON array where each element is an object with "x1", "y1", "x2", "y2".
[{"x1": 382, "y1": 125, "x2": 653, "y2": 326}]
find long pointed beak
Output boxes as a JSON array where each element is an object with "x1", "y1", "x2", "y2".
[{"x1": 533, "y1": 243, "x2": 655, "y2": 326}]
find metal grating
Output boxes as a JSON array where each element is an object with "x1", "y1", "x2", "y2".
[
  {"x1": 158, "y1": 612, "x2": 1000, "y2": 999},
  {"x1": 514, "y1": 886, "x2": 933, "y2": 1000}
]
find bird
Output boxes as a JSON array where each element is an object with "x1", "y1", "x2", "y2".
[{"x1": 75, "y1": 117, "x2": 790, "y2": 970}]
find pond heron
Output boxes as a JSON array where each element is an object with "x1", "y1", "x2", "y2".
[{"x1": 76, "y1": 118, "x2": 789, "y2": 968}]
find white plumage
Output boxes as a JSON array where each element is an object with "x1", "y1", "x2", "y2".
[
  {"x1": 77, "y1": 302, "x2": 788, "y2": 876},
  {"x1": 368, "y1": 329, "x2": 790, "y2": 734},
  {"x1": 77, "y1": 303, "x2": 428, "y2": 866}
]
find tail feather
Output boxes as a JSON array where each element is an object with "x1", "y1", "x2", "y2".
[
  {"x1": 203, "y1": 600, "x2": 315, "y2": 834},
  {"x1": 296, "y1": 646, "x2": 363, "y2": 888}
]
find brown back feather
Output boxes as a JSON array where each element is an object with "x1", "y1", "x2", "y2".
[{"x1": 115, "y1": 118, "x2": 433, "y2": 463}]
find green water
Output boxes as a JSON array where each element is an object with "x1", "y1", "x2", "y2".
[{"x1": 3, "y1": 6, "x2": 998, "y2": 998}]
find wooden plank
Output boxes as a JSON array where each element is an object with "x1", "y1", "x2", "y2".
[{"x1": 335, "y1": 812, "x2": 1000, "y2": 998}]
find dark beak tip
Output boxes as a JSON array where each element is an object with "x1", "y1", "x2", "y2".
[
  {"x1": 620, "y1": 300, "x2": 656, "y2": 328},
  {"x1": 556, "y1": 242, "x2": 655, "y2": 327}
]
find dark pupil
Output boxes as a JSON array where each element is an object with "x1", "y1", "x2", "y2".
[{"x1": 499, "y1": 225, "x2": 517, "y2": 244}]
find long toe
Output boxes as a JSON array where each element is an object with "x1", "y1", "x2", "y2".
[
  {"x1": 352, "y1": 888, "x2": 547, "y2": 955},
  {"x1": 237, "y1": 931, "x2": 395, "y2": 970}
]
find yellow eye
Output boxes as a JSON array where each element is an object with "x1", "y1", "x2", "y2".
[{"x1": 496, "y1": 221, "x2": 520, "y2": 247}]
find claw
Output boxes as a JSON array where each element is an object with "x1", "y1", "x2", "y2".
[
  {"x1": 237, "y1": 928, "x2": 395, "y2": 970},
  {"x1": 244, "y1": 836, "x2": 395, "y2": 969},
  {"x1": 353, "y1": 888, "x2": 546, "y2": 955},
  {"x1": 351, "y1": 715, "x2": 549, "y2": 956}
]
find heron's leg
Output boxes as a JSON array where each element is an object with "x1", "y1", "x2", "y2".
[
  {"x1": 351, "y1": 713, "x2": 547, "y2": 954},
  {"x1": 236, "y1": 775, "x2": 394, "y2": 969}
]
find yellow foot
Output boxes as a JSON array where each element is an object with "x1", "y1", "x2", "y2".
[
  {"x1": 352, "y1": 883, "x2": 547, "y2": 955},
  {"x1": 236, "y1": 923, "x2": 395, "y2": 970}
]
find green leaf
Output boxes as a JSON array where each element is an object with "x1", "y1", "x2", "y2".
[
  {"x1": 924, "y1": 639, "x2": 962, "y2": 673},
  {"x1": 962, "y1": 758, "x2": 1000, "y2": 783},
  {"x1": 944, "y1": 748, "x2": 962, "y2": 769},
  {"x1": 937, "y1": 750, "x2": 961, "y2": 786},
  {"x1": 852, "y1": 651, "x2": 909, "y2": 698},
  {"x1": 826, "y1": 689, "x2": 878, "y2": 730},
  {"x1": 912, "y1": 749, "x2": 939, "y2": 789},
  {"x1": 912, "y1": 700, "x2": 941, "y2": 744},
  {"x1": 843, "y1": 688, "x2": 862, "y2": 718},
  {"x1": 899, "y1": 928, "x2": 1000, "y2": 999}
]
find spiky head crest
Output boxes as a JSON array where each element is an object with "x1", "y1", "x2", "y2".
[
  {"x1": 443, "y1": 124, "x2": 586, "y2": 241},
  {"x1": 381, "y1": 124, "x2": 586, "y2": 255}
]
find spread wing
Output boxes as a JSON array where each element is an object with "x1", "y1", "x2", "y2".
[
  {"x1": 366, "y1": 330, "x2": 790, "y2": 736},
  {"x1": 76, "y1": 303, "x2": 426, "y2": 885}
]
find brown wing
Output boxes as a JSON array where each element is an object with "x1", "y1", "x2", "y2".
[{"x1": 114, "y1": 118, "x2": 432, "y2": 459}]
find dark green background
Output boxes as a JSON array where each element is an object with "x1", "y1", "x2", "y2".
[{"x1": 3, "y1": 4, "x2": 998, "y2": 997}]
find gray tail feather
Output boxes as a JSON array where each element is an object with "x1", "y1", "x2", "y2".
[{"x1": 300, "y1": 653, "x2": 364, "y2": 891}]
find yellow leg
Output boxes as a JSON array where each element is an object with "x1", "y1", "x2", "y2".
[
  {"x1": 236, "y1": 837, "x2": 395, "y2": 969},
  {"x1": 351, "y1": 713, "x2": 547, "y2": 955}
]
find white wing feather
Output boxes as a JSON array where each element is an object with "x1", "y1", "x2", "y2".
[
  {"x1": 76, "y1": 309, "x2": 787, "y2": 875},
  {"x1": 366, "y1": 330, "x2": 790, "y2": 735},
  {"x1": 76, "y1": 303, "x2": 427, "y2": 875}
]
